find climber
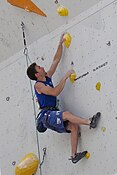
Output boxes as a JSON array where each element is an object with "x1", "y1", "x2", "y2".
[{"x1": 26, "y1": 34, "x2": 101, "y2": 163}]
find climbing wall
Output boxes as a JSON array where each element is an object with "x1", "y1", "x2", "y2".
[
  {"x1": 0, "y1": 0, "x2": 100, "y2": 63},
  {"x1": 32, "y1": 1, "x2": 117, "y2": 175},
  {"x1": 0, "y1": 53, "x2": 40, "y2": 175},
  {"x1": 0, "y1": 0, "x2": 117, "y2": 175}
]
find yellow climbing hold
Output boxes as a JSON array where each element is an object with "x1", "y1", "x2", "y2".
[
  {"x1": 63, "y1": 33, "x2": 72, "y2": 48},
  {"x1": 101, "y1": 127, "x2": 106, "y2": 132},
  {"x1": 57, "y1": 6, "x2": 68, "y2": 16},
  {"x1": 85, "y1": 152, "x2": 90, "y2": 159},
  {"x1": 70, "y1": 72, "x2": 76, "y2": 83},
  {"x1": 15, "y1": 153, "x2": 39, "y2": 175},
  {"x1": 96, "y1": 82, "x2": 101, "y2": 91}
]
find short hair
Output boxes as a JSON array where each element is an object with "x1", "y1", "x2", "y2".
[{"x1": 27, "y1": 63, "x2": 37, "y2": 80}]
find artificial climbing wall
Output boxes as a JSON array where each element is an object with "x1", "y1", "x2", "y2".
[
  {"x1": 0, "y1": 52, "x2": 41, "y2": 175},
  {"x1": 0, "y1": 0, "x2": 117, "y2": 175},
  {"x1": 0, "y1": 0, "x2": 100, "y2": 63}
]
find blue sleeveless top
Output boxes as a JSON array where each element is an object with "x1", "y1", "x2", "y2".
[{"x1": 34, "y1": 76, "x2": 57, "y2": 108}]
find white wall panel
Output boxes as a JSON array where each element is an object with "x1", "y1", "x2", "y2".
[
  {"x1": 29, "y1": 1, "x2": 117, "y2": 175},
  {"x1": 0, "y1": 55, "x2": 40, "y2": 175},
  {"x1": 0, "y1": 0, "x2": 101, "y2": 63},
  {"x1": 0, "y1": 0, "x2": 117, "y2": 175}
]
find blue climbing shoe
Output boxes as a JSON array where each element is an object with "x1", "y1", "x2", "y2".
[
  {"x1": 70, "y1": 151, "x2": 87, "y2": 164},
  {"x1": 90, "y1": 112, "x2": 101, "y2": 129}
]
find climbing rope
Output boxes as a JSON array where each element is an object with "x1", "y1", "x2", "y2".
[{"x1": 21, "y1": 21, "x2": 46, "y2": 173}]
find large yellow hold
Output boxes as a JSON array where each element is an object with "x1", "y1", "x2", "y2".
[
  {"x1": 15, "y1": 153, "x2": 39, "y2": 175},
  {"x1": 63, "y1": 33, "x2": 72, "y2": 48},
  {"x1": 57, "y1": 6, "x2": 68, "y2": 16}
]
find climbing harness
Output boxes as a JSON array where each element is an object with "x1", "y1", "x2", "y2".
[{"x1": 21, "y1": 21, "x2": 46, "y2": 173}]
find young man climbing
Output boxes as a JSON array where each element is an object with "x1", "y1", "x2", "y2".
[{"x1": 27, "y1": 34, "x2": 101, "y2": 164}]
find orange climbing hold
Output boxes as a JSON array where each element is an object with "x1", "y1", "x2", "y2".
[{"x1": 7, "y1": 0, "x2": 47, "y2": 17}]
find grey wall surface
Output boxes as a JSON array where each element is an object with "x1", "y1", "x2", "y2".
[
  {"x1": 0, "y1": 53, "x2": 40, "y2": 174},
  {"x1": 0, "y1": 0, "x2": 117, "y2": 175},
  {"x1": 0, "y1": 0, "x2": 100, "y2": 63}
]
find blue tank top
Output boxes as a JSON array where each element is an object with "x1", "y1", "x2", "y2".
[{"x1": 34, "y1": 76, "x2": 57, "y2": 108}]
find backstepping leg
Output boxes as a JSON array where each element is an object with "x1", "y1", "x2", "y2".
[{"x1": 62, "y1": 111, "x2": 90, "y2": 126}]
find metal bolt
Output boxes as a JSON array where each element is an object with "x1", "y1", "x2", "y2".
[
  {"x1": 106, "y1": 41, "x2": 111, "y2": 46},
  {"x1": 12, "y1": 161, "x2": 16, "y2": 166},
  {"x1": 6, "y1": 97, "x2": 10, "y2": 101}
]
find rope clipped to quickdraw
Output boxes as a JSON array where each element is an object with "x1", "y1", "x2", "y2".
[
  {"x1": 21, "y1": 22, "x2": 28, "y2": 56},
  {"x1": 21, "y1": 21, "x2": 32, "y2": 64},
  {"x1": 39, "y1": 147, "x2": 47, "y2": 168},
  {"x1": 21, "y1": 21, "x2": 45, "y2": 174}
]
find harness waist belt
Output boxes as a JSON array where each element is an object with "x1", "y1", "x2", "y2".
[
  {"x1": 40, "y1": 106, "x2": 59, "y2": 111},
  {"x1": 36, "y1": 106, "x2": 59, "y2": 120}
]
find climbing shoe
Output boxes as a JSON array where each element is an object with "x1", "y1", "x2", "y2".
[
  {"x1": 90, "y1": 112, "x2": 101, "y2": 129},
  {"x1": 70, "y1": 151, "x2": 87, "y2": 164}
]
